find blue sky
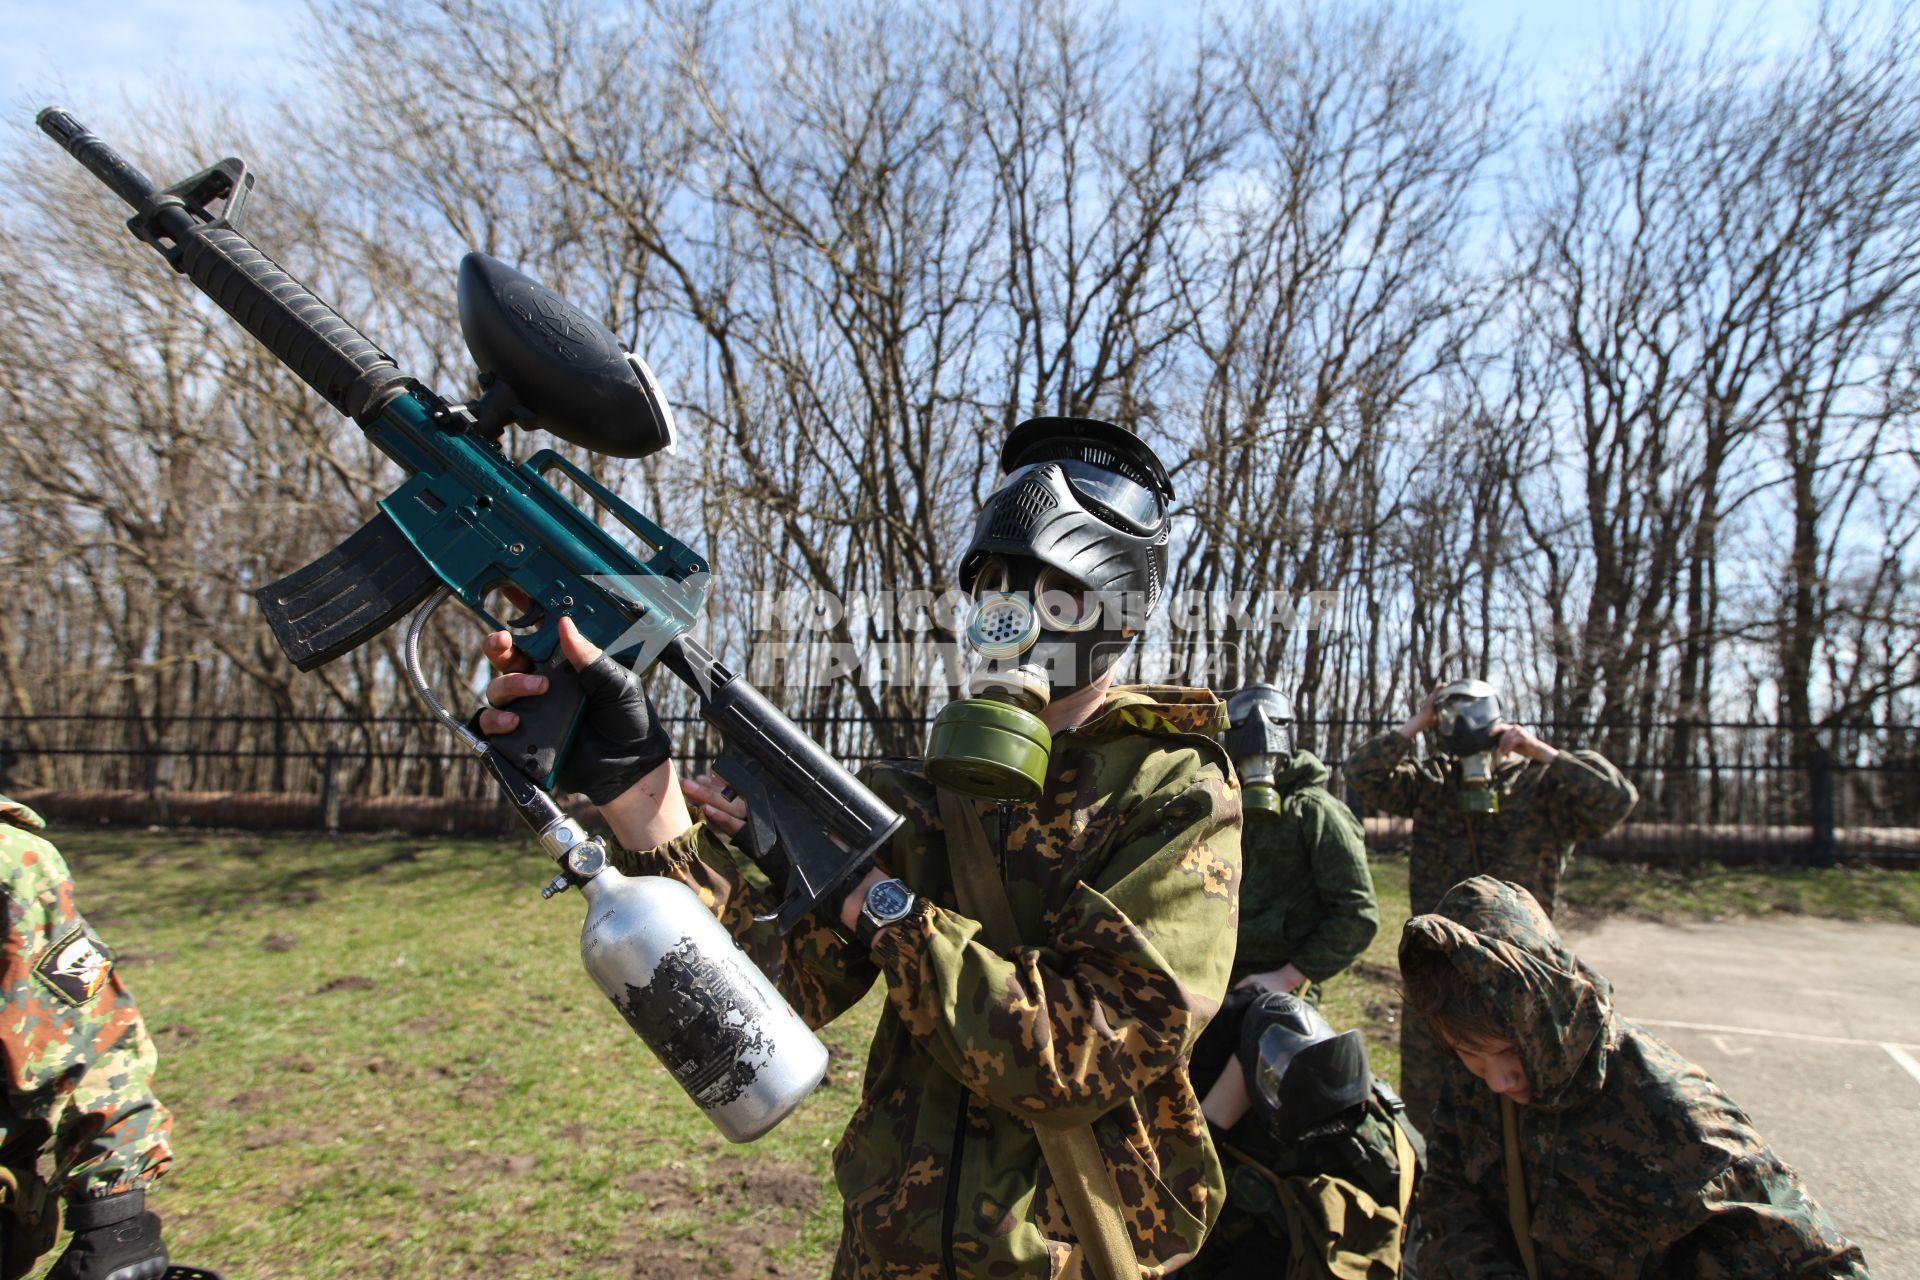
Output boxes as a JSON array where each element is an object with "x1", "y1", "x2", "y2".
[
  {"x1": 0, "y1": 0, "x2": 1874, "y2": 126},
  {"x1": 1, "y1": 0, "x2": 313, "y2": 122}
]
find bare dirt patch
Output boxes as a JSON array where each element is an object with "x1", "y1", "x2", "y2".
[{"x1": 619, "y1": 1158, "x2": 827, "y2": 1277}]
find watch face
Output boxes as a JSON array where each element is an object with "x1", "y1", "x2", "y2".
[{"x1": 868, "y1": 878, "x2": 913, "y2": 922}]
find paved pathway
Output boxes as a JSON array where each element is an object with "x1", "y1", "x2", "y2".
[{"x1": 1568, "y1": 915, "x2": 1920, "y2": 1276}]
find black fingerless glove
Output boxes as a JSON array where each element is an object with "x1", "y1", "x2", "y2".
[
  {"x1": 49, "y1": 1190, "x2": 168, "y2": 1280},
  {"x1": 558, "y1": 652, "x2": 675, "y2": 805}
]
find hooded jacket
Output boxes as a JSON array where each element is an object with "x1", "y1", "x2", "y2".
[
  {"x1": 1232, "y1": 751, "x2": 1376, "y2": 986},
  {"x1": 1401, "y1": 877, "x2": 1869, "y2": 1279},
  {"x1": 617, "y1": 687, "x2": 1243, "y2": 1279},
  {"x1": 0, "y1": 797, "x2": 172, "y2": 1201}
]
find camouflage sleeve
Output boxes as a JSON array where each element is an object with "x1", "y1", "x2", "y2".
[
  {"x1": 1537, "y1": 749, "x2": 1639, "y2": 843},
  {"x1": 608, "y1": 823, "x2": 875, "y2": 1027},
  {"x1": 1287, "y1": 792, "x2": 1379, "y2": 982},
  {"x1": 1671, "y1": 1152, "x2": 1872, "y2": 1277},
  {"x1": 1, "y1": 834, "x2": 172, "y2": 1200},
  {"x1": 866, "y1": 748, "x2": 1240, "y2": 1129},
  {"x1": 607, "y1": 821, "x2": 767, "y2": 942},
  {"x1": 1343, "y1": 731, "x2": 1443, "y2": 817},
  {"x1": 1404, "y1": 1081, "x2": 1530, "y2": 1279}
]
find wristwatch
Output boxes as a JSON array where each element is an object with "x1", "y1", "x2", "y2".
[{"x1": 855, "y1": 877, "x2": 916, "y2": 947}]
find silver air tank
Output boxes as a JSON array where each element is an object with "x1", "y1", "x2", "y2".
[{"x1": 541, "y1": 824, "x2": 829, "y2": 1143}]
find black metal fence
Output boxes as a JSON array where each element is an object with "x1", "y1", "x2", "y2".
[{"x1": 2, "y1": 712, "x2": 1915, "y2": 863}]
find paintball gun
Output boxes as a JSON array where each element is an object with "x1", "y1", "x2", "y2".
[{"x1": 37, "y1": 108, "x2": 900, "y2": 1139}]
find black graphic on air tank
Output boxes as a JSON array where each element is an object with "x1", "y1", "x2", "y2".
[{"x1": 614, "y1": 936, "x2": 772, "y2": 1109}]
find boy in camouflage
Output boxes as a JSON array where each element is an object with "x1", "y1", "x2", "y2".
[
  {"x1": 1187, "y1": 991, "x2": 1421, "y2": 1280},
  {"x1": 1213, "y1": 684, "x2": 1376, "y2": 1003},
  {"x1": 0, "y1": 796, "x2": 173, "y2": 1280},
  {"x1": 478, "y1": 419, "x2": 1243, "y2": 1278},
  {"x1": 1346, "y1": 681, "x2": 1636, "y2": 1129},
  {"x1": 1398, "y1": 875, "x2": 1870, "y2": 1278}
]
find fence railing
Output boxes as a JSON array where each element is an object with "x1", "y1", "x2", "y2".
[{"x1": 2, "y1": 713, "x2": 1915, "y2": 863}]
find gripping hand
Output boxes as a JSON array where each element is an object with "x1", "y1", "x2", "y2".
[{"x1": 480, "y1": 617, "x2": 672, "y2": 804}]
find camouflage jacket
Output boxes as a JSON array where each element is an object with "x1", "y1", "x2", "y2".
[
  {"x1": 1403, "y1": 877, "x2": 1870, "y2": 1279},
  {"x1": 1196, "y1": 1094, "x2": 1415, "y2": 1280},
  {"x1": 0, "y1": 797, "x2": 171, "y2": 1200},
  {"x1": 1344, "y1": 733, "x2": 1636, "y2": 917},
  {"x1": 1233, "y1": 752, "x2": 1376, "y2": 985},
  {"x1": 617, "y1": 687, "x2": 1243, "y2": 1279}
]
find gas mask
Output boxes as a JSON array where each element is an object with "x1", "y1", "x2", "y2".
[
  {"x1": 1432, "y1": 678, "x2": 1504, "y2": 813},
  {"x1": 1238, "y1": 992, "x2": 1372, "y2": 1142},
  {"x1": 1221, "y1": 684, "x2": 1295, "y2": 826},
  {"x1": 926, "y1": 417, "x2": 1173, "y2": 801}
]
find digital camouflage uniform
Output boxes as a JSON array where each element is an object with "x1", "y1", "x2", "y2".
[
  {"x1": 1402, "y1": 876, "x2": 1870, "y2": 1279},
  {"x1": 615, "y1": 687, "x2": 1243, "y2": 1279},
  {"x1": 1344, "y1": 733, "x2": 1635, "y2": 1128},
  {"x1": 1229, "y1": 751, "x2": 1376, "y2": 994},
  {"x1": 0, "y1": 797, "x2": 171, "y2": 1277}
]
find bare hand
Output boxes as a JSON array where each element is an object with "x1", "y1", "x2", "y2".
[
  {"x1": 1233, "y1": 963, "x2": 1308, "y2": 995},
  {"x1": 681, "y1": 771, "x2": 748, "y2": 837},
  {"x1": 839, "y1": 867, "x2": 888, "y2": 934},
  {"x1": 1400, "y1": 682, "x2": 1446, "y2": 739},
  {"x1": 1494, "y1": 724, "x2": 1559, "y2": 763},
  {"x1": 477, "y1": 617, "x2": 602, "y2": 735}
]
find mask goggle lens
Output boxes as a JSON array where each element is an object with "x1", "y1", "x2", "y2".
[
  {"x1": 999, "y1": 458, "x2": 1165, "y2": 533},
  {"x1": 1226, "y1": 687, "x2": 1290, "y2": 726},
  {"x1": 1034, "y1": 566, "x2": 1100, "y2": 632}
]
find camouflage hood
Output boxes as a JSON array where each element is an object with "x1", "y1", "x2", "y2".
[
  {"x1": 1401, "y1": 876, "x2": 1615, "y2": 1111},
  {"x1": 1088, "y1": 685, "x2": 1232, "y2": 739},
  {"x1": 1272, "y1": 750, "x2": 1330, "y2": 793}
]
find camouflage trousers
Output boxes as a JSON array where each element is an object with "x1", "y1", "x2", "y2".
[
  {"x1": 1396, "y1": 1017, "x2": 1443, "y2": 1136},
  {"x1": 0, "y1": 1163, "x2": 58, "y2": 1280}
]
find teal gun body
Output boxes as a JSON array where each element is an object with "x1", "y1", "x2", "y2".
[
  {"x1": 40, "y1": 108, "x2": 898, "y2": 928},
  {"x1": 245, "y1": 321, "x2": 710, "y2": 786}
]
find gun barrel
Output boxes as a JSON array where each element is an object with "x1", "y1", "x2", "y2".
[
  {"x1": 38, "y1": 108, "x2": 411, "y2": 422},
  {"x1": 36, "y1": 108, "x2": 158, "y2": 209}
]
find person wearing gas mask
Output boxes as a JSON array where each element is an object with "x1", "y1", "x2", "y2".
[
  {"x1": 1214, "y1": 684, "x2": 1376, "y2": 1004},
  {"x1": 0, "y1": 795, "x2": 175, "y2": 1280},
  {"x1": 1185, "y1": 992, "x2": 1422, "y2": 1279},
  {"x1": 476, "y1": 417, "x2": 1242, "y2": 1279},
  {"x1": 1187, "y1": 684, "x2": 1375, "y2": 1173},
  {"x1": 1345, "y1": 679, "x2": 1637, "y2": 1131}
]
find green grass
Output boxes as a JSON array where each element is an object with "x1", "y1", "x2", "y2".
[
  {"x1": 1559, "y1": 859, "x2": 1920, "y2": 925},
  {"x1": 43, "y1": 827, "x2": 876, "y2": 1279}
]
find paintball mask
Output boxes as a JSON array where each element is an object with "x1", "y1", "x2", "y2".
[
  {"x1": 925, "y1": 417, "x2": 1173, "y2": 801},
  {"x1": 1433, "y1": 679, "x2": 1504, "y2": 813},
  {"x1": 1222, "y1": 684, "x2": 1295, "y2": 825},
  {"x1": 1238, "y1": 992, "x2": 1373, "y2": 1143}
]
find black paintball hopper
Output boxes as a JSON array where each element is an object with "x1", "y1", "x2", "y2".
[{"x1": 456, "y1": 253, "x2": 676, "y2": 459}]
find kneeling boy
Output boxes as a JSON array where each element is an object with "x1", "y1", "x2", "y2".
[{"x1": 1398, "y1": 875, "x2": 1869, "y2": 1278}]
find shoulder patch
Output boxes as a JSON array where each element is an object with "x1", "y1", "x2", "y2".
[{"x1": 35, "y1": 925, "x2": 114, "y2": 1006}]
